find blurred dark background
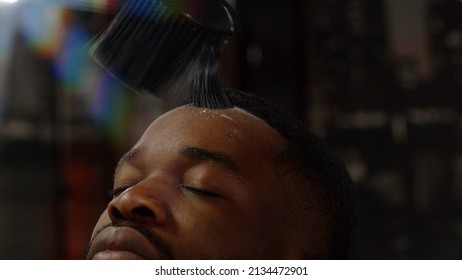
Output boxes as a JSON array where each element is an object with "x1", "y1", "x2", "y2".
[{"x1": 1, "y1": 0, "x2": 462, "y2": 259}]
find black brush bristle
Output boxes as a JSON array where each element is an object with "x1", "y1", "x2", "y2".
[{"x1": 90, "y1": 0, "x2": 237, "y2": 109}]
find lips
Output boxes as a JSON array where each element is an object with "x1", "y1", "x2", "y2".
[{"x1": 87, "y1": 226, "x2": 164, "y2": 260}]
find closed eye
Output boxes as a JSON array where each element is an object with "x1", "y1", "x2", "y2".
[
  {"x1": 179, "y1": 184, "x2": 220, "y2": 198},
  {"x1": 108, "y1": 185, "x2": 134, "y2": 198}
]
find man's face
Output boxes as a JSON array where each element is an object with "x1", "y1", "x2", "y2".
[{"x1": 85, "y1": 106, "x2": 299, "y2": 259}]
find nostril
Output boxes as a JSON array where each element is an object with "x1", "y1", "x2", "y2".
[
  {"x1": 107, "y1": 191, "x2": 167, "y2": 224},
  {"x1": 132, "y1": 206, "x2": 155, "y2": 219},
  {"x1": 109, "y1": 206, "x2": 124, "y2": 220}
]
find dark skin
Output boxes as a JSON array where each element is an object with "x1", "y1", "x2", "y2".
[{"x1": 85, "y1": 106, "x2": 313, "y2": 259}]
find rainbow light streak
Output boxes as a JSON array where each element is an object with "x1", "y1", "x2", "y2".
[
  {"x1": 90, "y1": 72, "x2": 133, "y2": 144},
  {"x1": 0, "y1": 4, "x2": 19, "y2": 119},
  {"x1": 17, "y1": 2, "x2": 66, "y2": 58},
  {"x1": 53, "y1": 25, "x2": 92, "y2": 90},
  {"x1": 0, "y1": 0, "x2": 121, "y2": 121},
  {"x1": 51, "y1": 10, "x2": 134, "y2": 141},
  {"x1": 63, "y1": 0, "x2": 120, "y2": 14},
  {"x1": 17, "y1": 0, "x2": 121, "y2": 58},
  {"x1": 14, "y1": 0, "x2": 134, "y2": 141}
]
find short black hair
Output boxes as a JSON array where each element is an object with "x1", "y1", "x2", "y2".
[{"x1": 225, "y1": 88, "x2": 358, "y2": 259}]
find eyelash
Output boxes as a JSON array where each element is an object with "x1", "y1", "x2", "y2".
[
  {"x1": 108, "y1": 184, "x2": 219, "y2": 199},
  {"x1": 108, "y1": 185, "x2": 132, "y2": 199},
  {"x1": 179, "y1": 184, "x2": 220, "y2": 198}
]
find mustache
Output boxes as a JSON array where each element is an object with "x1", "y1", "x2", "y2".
[{"x1": 83, "y1": 220, "x2": 174, "y2": 259}]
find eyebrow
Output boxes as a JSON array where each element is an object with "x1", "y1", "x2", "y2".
[
  {"x1": 180, "y1": 147, "x2": 241, "y2": 176},
  {"x1": 116, "y1": 146, "x2": 144, "y2": 171},
  {"x1": 115, "y1": 146, "x2": 242, "y2": 177}
]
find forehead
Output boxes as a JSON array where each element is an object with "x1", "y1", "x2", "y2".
[{"x1": 135, "y1": 106, "x2": 287, "y2": 173}]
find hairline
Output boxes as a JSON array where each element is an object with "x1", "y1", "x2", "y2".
[{"x1": 224, "y1": 89, "x2": 356, "y2": 259}]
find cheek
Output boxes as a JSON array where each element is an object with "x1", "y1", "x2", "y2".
[
  {"x1": 235, "y1": 181, "x2": 289, "y2": 245},
  {"x1": 175, "y1": 196, "x2": 286, "y2": 258},
  {"x1": 171, "y1": 198, "x2": 250, "y2": 257},
  {"x1": 91, "y1": 210, "x2": 111, "y2": 239}
]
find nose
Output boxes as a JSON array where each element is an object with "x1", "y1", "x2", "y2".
[{"x1": 107, "y1": 185, "x2": 169, "y2": 225}]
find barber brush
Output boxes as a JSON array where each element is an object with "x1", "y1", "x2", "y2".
[{"x1": 89, "y1": 0, "x2": 238, "y2": 108}]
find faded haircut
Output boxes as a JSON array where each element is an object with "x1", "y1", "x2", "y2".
[{"x1": 225, "y1": 88, "x2": 358, "y2": 259}]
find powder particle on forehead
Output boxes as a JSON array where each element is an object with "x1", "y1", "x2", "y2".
[
  {"x1": 218, "y1": 114, "x2": 234, "y2": 121},
  {"x1": 197, "y1": 108, "x2": 233, "y2": 120}
]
